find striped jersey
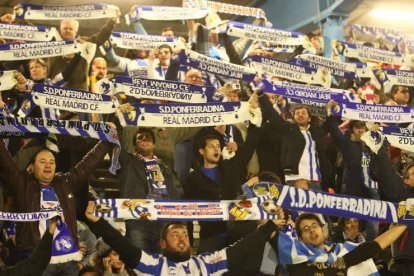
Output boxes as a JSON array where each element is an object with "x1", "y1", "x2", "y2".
[
  {"x1": 134, "y1": 249, "x2": 228, "y2": 276},
  {"x1": 285, "y1": 130, "x2": 321, "y2": 182},
  {"x1": 361, "y1": 150, "x2": 378, "y2": 189}
]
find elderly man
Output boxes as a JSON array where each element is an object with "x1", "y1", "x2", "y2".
[
  {"x1": 0, "y1": 133, "x2": 114, "y2": 275},
  {"x1": 48, "y1": 18, "x2": 115, "y2": 90}
]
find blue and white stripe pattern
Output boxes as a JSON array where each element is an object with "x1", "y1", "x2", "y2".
[
  {"x1": 278, "y1": 231, "x2": 379, "y2": 275},
  {"x1": 135, "y1": 250, "x2": 228, "y2": 275},
  {"x1": 361, "y1": 151, "x2": 378, "y2": 189},
  {"x1": 285, "y1": 130, "x2": 321, "y2": 182},
  {"x1": 0, "y1": 117, "x2": 120, "y2": 173}
]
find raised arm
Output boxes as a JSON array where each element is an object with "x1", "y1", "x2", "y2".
[
  {"x1": 66, "y1": 139, "x2": 113, "y2": 193},
  {"x1": 226, "y1": 220, "x2": 280, "y2": 272},
  {"x1": 85, "y1": 202, "x2": 142, "y2": 269},
  {"x1": 0, "y1": 139, "x2": 22, "y2": 196}
]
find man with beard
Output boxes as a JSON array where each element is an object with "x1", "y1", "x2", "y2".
[{"x1": 85, "y1": 202, "x2": 284, "y2": 275}]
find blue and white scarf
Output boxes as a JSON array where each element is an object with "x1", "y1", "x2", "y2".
[
  {"x1": 247, "y1": 55, "x2": 331, "y2": 87},
  {"x1": 109, "y1": 32, "x2": 177, "y2": 51},
  {"x1": 14, "y1": 3, "x2": 120, "y2": 20},
  {"x1": 116, "y1": 102, "x2": 253, "y2": 127},
  {"x1": 293, "y1": 54, "x2": 357, "y2": 80},
  {"x1": 0, "y1": 41, "x2": 96, "y2": 63},
  {"x1": 114, "y1": 76, "x2": 214, "y2": 103},
  {"x1": 125, "y1": 5, "x2": 208, "y2": 25},
  {"x1": 225, "y1": 21, "x2": 305, "y2": 46},
  {"x1": 0, "y1": 116, "x2": 120, "y2": 174},
  {"x1": 179, "y1": 49, "x2": 258, "y2": 82},
  {"x1": 0, "y1": 23, "x2": 58, "y2": 41},
  {"x1": 278, "y1": 231, "x2": 379, "y2": 275},
  {"x1": 333, "y1": 40, "x2": 414, "y2": 66}
]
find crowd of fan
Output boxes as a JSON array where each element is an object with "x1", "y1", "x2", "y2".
[{"x1": 0, "y1": 4, "x2": 414, "y2": 276}]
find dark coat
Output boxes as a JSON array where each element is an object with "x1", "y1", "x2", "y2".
[
  {"x1": 0, "y1": 139, "x2": 111, "y2": 250},
  {"x1": 118, "y1": 149, "x2": 179, "y2": 200},
  {"x1": 183, "y1": 124, "x2": 260, "y2": 239},
  {"x1": 374, "y1": 146, "x2": 414, "y2": 261},
  {"x1": 259, "y1": 95, "x2": 334, "y2": 190},
  {"x1": 326, "y1": 116, "x2": 371, "y2": 197}
]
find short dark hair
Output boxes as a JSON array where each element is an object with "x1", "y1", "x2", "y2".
[
  {"x1": 258, "y1": 171, "x2": 281, "y2": 183},
  {"x1": 348, "y1": 120, "x2": 365, "y2": 131},
  {"x1": 338, "y1": 217, "x2": 361, "y2": 232},
  {"x1": 30, "y1": 147, "x2": 57, "y2": 164},
  {"x1": 197, "y1": 133, "x2": 220, "y2": 150},
  {"x1": 160, "y1": 221, "x2": 188, "y2": 240},
  {"x1": 132, "y1": 128, "x2": 156, "y2": 147},
  {"x1": 158, "y1": 44, "x2": 173, "y2": 54},
  {"x1": 292, "y1": 105, "x2": 311, "y2": 117},
  {"x1": 78, "y1": 265, "x2": 101, "y2": 276},
  {"x1": 296, "y1": 213, "x2": 324, "y2": 237},
  {"x1": 162, "y1": 26, "x2": 175, "y2": 35}
]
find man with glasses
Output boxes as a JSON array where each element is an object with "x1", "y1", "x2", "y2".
[
  {"x1": 116, "y1": 127, "x2": 179, "y2": 253},
  {"x1": 273, "y1": 212, "x2": 409, "y2": 275}
]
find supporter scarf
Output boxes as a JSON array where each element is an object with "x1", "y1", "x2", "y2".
[
  {"x1": 354, "y1": 62, "x2": 372, "y2": 79},
  {"x1": 0, "y1": 116, "x2": 120, "y2": 174},
  {"x1": 0, "y1": 70, "x2": 17, "y2": 91},
  {"x1": 288, "y1": 98, "x2": 328, "y2": 118},
  {"x1": 371, "y1": 68, "x2": 414, "y2": 91},
  {"x1": 114, "y1": 76, "x2": 214, "y2": 103},
  {"x1": 333, "y1": 40, "x2": 414, "y2": 66},
  {"x1": 116, "y1": 102, "x2": 252, "y2": 127},
  {"x1": 277, "y1": 231, "x2": 379, "y2": 275},
  {"x1": 258, "y1": 43, "x2": 297, "y2": 53},
  {"x1": 0, "y1": 211, "x2": 60, "y2": 221},
  {"x1": 94, "y1": 196, "x2": 279, "y2": 221},
  {"x1": 109, "y1": 32, "x2": 177, "y2": 51},
  {"x1": 293, "y1": 54, "x2": 357, "y2": 80},
  {"x1": 248, "y1": 55, "x2": 331, "y2": 87},
  {"x1": 125, "y1": 5, "x2": 208, "y2": 25},
  {"x1": 0, "y1": 23, "x2": 58, "y2": 41},
  {"x1": 14, "y1": 3, "x2": 120, "y2": 20},
  {"x1": 225, "y1": 21, "x2": 305, "y2": 46},
  {"x1": 94, "y1": 183, "x2": 414, "y2": 227},
  {"x1": 135, "y1": 154, "x2": 168, "y2": 198},
  {"x1": 262, "y1": 80, "x2": 343, "y2": 103},
  {"x1": 377, "y1": 127, "x2": 414, "y2": 152},
  {"x1": 50, "y1": 218, "x2": 82, "y2": 264},
  {"x1": 0, "y1": 41, "x2": 96, "y2": 63},
  {"x1": 32, "y1": 84, "x2": 118, "y2": 114},
  {"x1": 351, "y1": 24, "x2": 414, "y2": 49},
  {"x1": 205, "y1": 1, "x2": 266, "y2": 18},
  {"x1": 179, "y1": 49, "x2": 257, "y2": 82},
  {"x1": 330, "y1": 101, "x2": 414, "y2": 123}
]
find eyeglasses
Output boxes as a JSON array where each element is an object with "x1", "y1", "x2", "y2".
[{"x1": 300, "y1": 223, "x2": 321, "y2": 233}]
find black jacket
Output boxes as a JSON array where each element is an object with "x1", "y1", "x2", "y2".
[
  {"x1": 259, "y1": 95, "x2": 334, "y2": 190},
  {"x1": 374, "y1": 146, "x2": 414, "y2": 262},
  {"x1": 183, "y1": 124, "x2": 260, "y2": 239},
  {"x1": 0, "y1": 231, "x2": 53, "y2": 276}
]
